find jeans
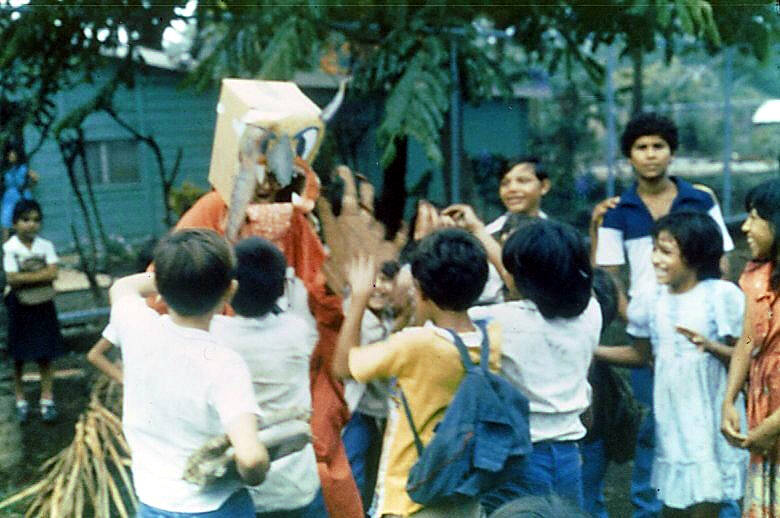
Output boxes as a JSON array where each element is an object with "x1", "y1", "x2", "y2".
[
  {"x1": 137, "y1": 489, "x2": 254, "y2": 518},
  {"x1": 343, "y1": 412, "x2": 385, "y2": 513},
  {"x1": 630, "y1": 366, "x2": 662, "y2": 518},
  {"x1": 480, "y1": 440, "x2": 583, "y2": 515},
  {"x1": 581, "y1": 439, "x2": 608, "y2": 518}
]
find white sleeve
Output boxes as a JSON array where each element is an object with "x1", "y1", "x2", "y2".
[
  {"x1": 43, "y1": 240, "x2": 59, "y2": 265},
  {"x1": 707, "y1": 204, "x2": 735, "y2": 252},
  {"x1": 3, "y1": 242, "x2": 18, "y2": 273},
  {"x1": 626, "y1": 291, "x2": 652, "y2": 338},
  {"x1": 102, "y1": 322, "x2": 119, "y2": 346},
  {"x1": 594, "y1": 227, "x2": 625, "y2": 266}
]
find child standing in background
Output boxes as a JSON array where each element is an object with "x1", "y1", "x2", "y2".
[
  {"x1": 3, "y1": 199, "x2": 64, "y2": 423},
  {"x1": 597, "y1": 212, "x2": 747, "y2": 518},
  {"x1": 1, "y1": 143, "x2": 38, "y2": 242}
]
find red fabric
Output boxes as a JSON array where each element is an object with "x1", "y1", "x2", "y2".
[{"x1": 175, "y1": 191, "x2": 362, "y2": 517}]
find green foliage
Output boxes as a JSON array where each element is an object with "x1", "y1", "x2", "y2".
[{"x1": 376, "y1": 37, "x2": 449, "y2": 168}]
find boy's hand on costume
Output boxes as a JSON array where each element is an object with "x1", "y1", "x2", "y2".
[
  {"x1": 27, "y1": 170, "x2": 40, "y2": 185},
  {"x1": 346, "y1": 254, "x2": 376, "y2": 300},
  {"x1": 442, "y1": 204, "x2": 484, "y2": 234},
  {"x1": 721, "y1": 402, "x2": 747, "y2": 446},
  {"x1": 591, "y1": 196, "x2": 620, "y2": 229}
]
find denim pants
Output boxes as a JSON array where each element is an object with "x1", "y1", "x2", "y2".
[
  {"x1": 630, "y1": 366, "x2": 662, "y2": 518},
  {"x1": 480, "y1": 440, "x2": 583, "y2": 515},
  {"x1": 343, "y1": 412, "x2": 385, "y2": 512},
  {"x1": 581, "y1": 439, "x2": 608, "y2": 518},
  {"x1": 137, "y1": 489, "x2": 254, "y2": 518}
]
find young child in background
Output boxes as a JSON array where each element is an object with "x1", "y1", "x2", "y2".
[
  {"x1": 470, "y1": 219, "x2": 601, "y2": 513},
  {"x1": 722, "y1": 179, "x2": 780, "y2": 517},
  {"x1": 597, "y1": 212, "x2": 747, "y2": 518},
  {"x1": 332, "y1": 229, "x2": 499, "y2": 518},
  {"x1": 109, "y1": 229, "x2": 269, "y2": 518},
  {"x1": 210, "y1": 236, "x2": 319, "y2": 517},
  {"x1": 343, "y1": 260, "x2": 402, "y2": 513},
  {"x1": 3, "y1": 199, "x2": 64, "y2": 423},
  {"x1": 1, "y1": 143, "x2": 38, "y2": 242}
]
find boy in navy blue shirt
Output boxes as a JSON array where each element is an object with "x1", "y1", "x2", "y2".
[{"x1": 592, "y1": 112, "x2": 735, "y2": 518}]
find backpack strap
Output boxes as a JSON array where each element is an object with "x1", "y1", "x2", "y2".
[
  {"x1": 398, "y1": 387, "x2": 425, "y2": 456},
  {"x1": 398, "y1": 322, "x2": 490, "y2": 458}
]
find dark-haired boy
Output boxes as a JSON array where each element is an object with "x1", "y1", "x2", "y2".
[
  {"x1": 109, "y1": 229, "x2": 269, "y2": 518},
  {"x1": 481, "y1": 157, "x2": 550, "y2": 303},
  {"x1": 333, "y1": 229, "x2": 500, "y2": 518},
  {"x1": 592, "y1": 112, "x2": 735, "y2": 518},
  {"x1": 210, "y1": 236, "x2": 320, "y2": 517}
]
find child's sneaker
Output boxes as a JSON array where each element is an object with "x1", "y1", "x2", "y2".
[
  {"x1": 40, "y1": 400, "x2": 57, "y2": 423},
  {"x1": 16, "y1": 400, "x2": 29, "y2": 423}
]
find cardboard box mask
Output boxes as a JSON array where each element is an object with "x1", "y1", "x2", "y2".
[{"x1": 209, "y1": 79, "x2": 326, "y2": 205}]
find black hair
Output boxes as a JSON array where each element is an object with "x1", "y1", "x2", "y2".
[
  {"x1": 379, "y1": 260, "x2": 401, "y2": 279},
  {"x1": 230, "y1": 237, "x2": 287, "y2": 318},
  {"x1": 620, "y1": 112, "x2": 679, "y2": 157},
  {"x1": 497, "y1": 213, "x2": 534, "y2": 242},
  {"x1": 490, "y1": 495, "x2": 591, "y2": 518},
  {"x1": 502, "y1": 219, "x2": 592, "y2": 319},
  {"x1": 499, "y1": 156, "x2": 549, "y2": 182},
  {"x1": 745, "y1": 178, "x2": 780, "y2": 292},
  {"x1": 153, "y1": 229, "x2": 234, "y2": 317},
  {"x1": 410, "y1": 228, "x2": 488, "y2": 311},
  {"x1": 12, "y1": 199, "x2": 42, "y2": 223},
  {"x1": 652, "y1": 212, "x2": 722, "y2": 281},
  {"x1": 592, "y1": 268, "x2": 619, "y2": 328}
]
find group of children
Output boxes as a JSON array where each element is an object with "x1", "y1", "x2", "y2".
[{"x1": 6, "y1": 110, "x2": 780, "y2": 518}]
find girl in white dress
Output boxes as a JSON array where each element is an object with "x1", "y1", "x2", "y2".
[{"x1": 596, "y1": 211, "x2": 747, "y2": 518}]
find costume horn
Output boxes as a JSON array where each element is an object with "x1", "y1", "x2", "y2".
[{"x1": 320, "y1": 77, "x2": 350, "y2": 123}]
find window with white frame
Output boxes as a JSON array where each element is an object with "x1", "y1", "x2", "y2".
[{"x1": 81, "y1": 139, "x2": 140, "y2": 184}]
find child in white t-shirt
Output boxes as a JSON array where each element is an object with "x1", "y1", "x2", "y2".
[
  {"x1": 210, "y1": 236, "x2": 320, "y2": 516},
  {"x1": 109, "y1": 229, "x2": 268, "y2": 518}
]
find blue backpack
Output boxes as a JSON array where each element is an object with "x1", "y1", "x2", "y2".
[{"x1": 399, "y1": 320, "x2": 532, "y2": 506}]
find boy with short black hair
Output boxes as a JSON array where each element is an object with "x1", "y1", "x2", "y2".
[
  {"x1": 210, "y1": 236, "x2": 320, "y2": 517},
  {"x1": 592, "y1": 111, "x2": 735, "y2": 517},
  {"x1": 109, "y1": 229, "x2": 269, "y2": 518},
  {"x1": 332, "y1": 229, "x2": 500, "y2": 518}
]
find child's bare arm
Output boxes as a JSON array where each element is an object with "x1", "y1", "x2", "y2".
[
  {"x1": 332, "y1": 255, "x2": 376, "y2": 379},
  {"x1": 224, "y1": 413, "x2": 269, "y2": 486},
  {"x1": 595, "y1": 338, "x2": 651, "y2": 366},
  {"x1": 676, "y1": 325, "x2": 735, "y2": 362},
  {"x1": 109, "y1": 272, "x2": 157, "y2": 303},
  {"x1": 86, "y1": 337, "x2": 123, "y2": 384},
  {"x1": 6, "y1": 264, "x2": 58, "y2": 287}
]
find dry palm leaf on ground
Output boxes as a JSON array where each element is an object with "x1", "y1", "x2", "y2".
[{"x1": 0, "y1": 375, "x2": 134, "y2": 518}]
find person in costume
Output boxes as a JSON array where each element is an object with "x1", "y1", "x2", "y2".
[{"x1": 174, "y1": 79, "x2": 364, "y2": 518}]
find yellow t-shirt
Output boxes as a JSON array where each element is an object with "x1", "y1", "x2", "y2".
[{"x1": 348, "y1": 321, "x2": 502, "y2": 517}]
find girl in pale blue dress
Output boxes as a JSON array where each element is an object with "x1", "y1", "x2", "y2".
[
  {"x1": 1, "y1": 144, "x2": 36, "y2": 242},
  {"x1": 597, "y1": 211, "x2": 747, "y2": 518}
]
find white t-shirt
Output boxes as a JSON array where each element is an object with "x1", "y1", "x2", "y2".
[
  {"x1": 111, "y1": 296, "x2": 260, "y2": 513},
  {"x1": 210, "y1": 312, "x2": 320, "y2": 512},
  {"x1": 3, "y1": 234, "x2": 58, "y2": 273},
  {"x1": 479, "y1": 210, "x2": 548, "y2": 305},
  {"x1": 470, "y1": 297, "x2": 602, "y2": 442}
]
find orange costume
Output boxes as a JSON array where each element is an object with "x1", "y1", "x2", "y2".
[
  {"x1": 175, "y1": 186, "x2": 363, "y2": 518},
  {"x1": 741, "y1": 261, "x2": 780, "y2": 518}
]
